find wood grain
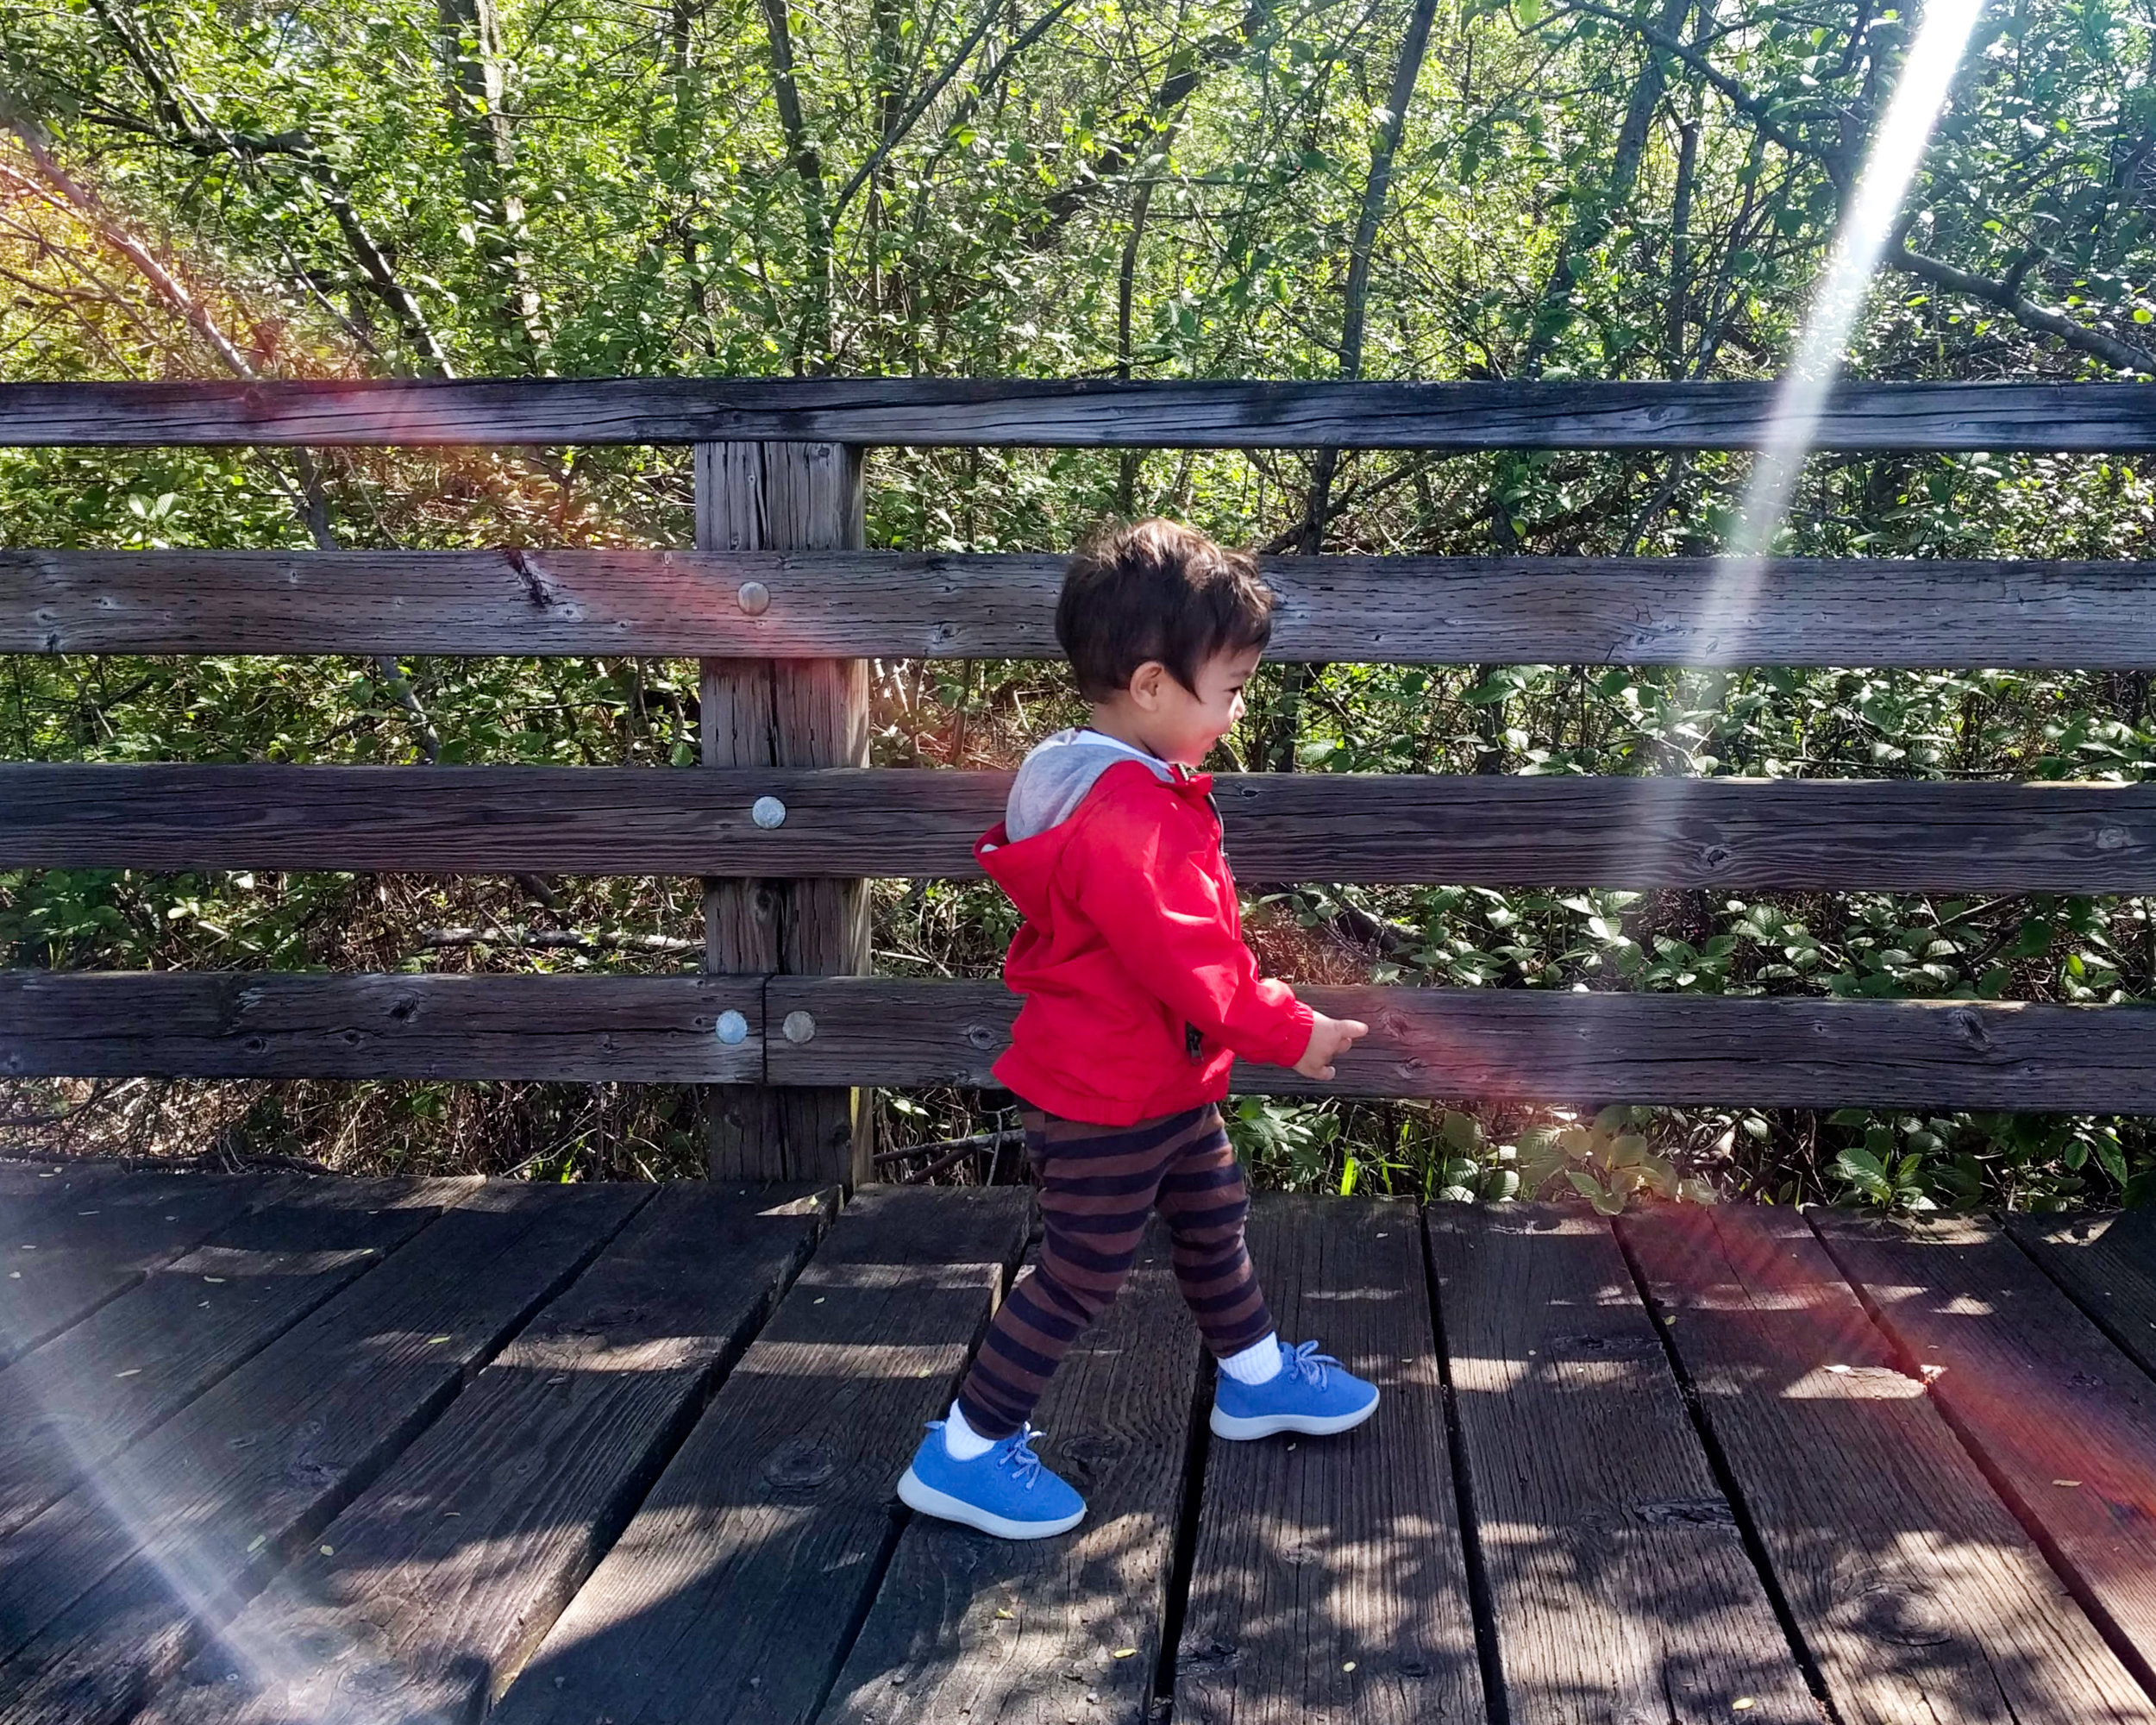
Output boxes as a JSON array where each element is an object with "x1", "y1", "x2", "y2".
[
  {"x1": 16, "y1": 549, "x2": 2156, "y2": 668},
  {"x1": 766, "y1": 977, "x2": 2156, "y2": 1110},
  {"x1": 1426, "y1": 1204, "x2": 1814, "y2": 1723},
  {"x1": 0, "y1": 1176, "x2": 454, "y2": 1541},
  {"x1": 0, "y1": 971, "x2": 764, "y2": 1082},
  {"x1": 17, "y1": 969, "x2": 2156, "y2": 1107},
  {"x1": 488, "y1": 1185, "x2": 1031, "y2": 1725},
  {"x1": 14, "y1": 763, "x2": 2156, "y2": 893},
  {"x1": 1620, "y1": 1203, "x2": 2154, "y2": 1724},
  {"x1": 2002, "y1": 1210, "x2": 2156, "y2": 1383},
  {"x1": 697, "y1": 439, "x2": 869, "y2": 1185},
  {"x1": 2, "y1": 378, "x2": 2150, "y2": 449},
  {"x1": 136, "y1": 1182, "x2": 836, "y2": 1725},
  {"x1": 0, "y1": 1171, "x2": 273, "y2": 1365},
  {"x1": 1812, "y1": 1212, "x2": 2156, "y2": 1692},
  {"x1": 1175, "y1": 1195, "x2": 1485, "y2": 1725},
  {"x1": 819, "y1": 1215, "x2": 1200, "y2": 1725},
  {"x1": 0, "y1": 1179, "x2": 645, "y2": 1725}
]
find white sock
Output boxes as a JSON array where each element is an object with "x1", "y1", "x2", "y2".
[
  {"x1": 942, "y1": 1401, "x2": 996, "y2": 1460},
  {"x1": 1217, "y1": 1333, "x2": 1283, "y2": 1384}
]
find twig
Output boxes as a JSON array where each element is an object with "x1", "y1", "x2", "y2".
[
  {"x1": 877, "y1": 1126, "x2": 1027, "y2": 1185},
  {"x1": 899, "y1": 1133, "x2": 1026, "y2": 1183},
  {"x1": 417, "y1": 925, "x2": 700, "y2": 957}
]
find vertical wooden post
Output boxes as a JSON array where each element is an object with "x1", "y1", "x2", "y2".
[{"x1": 698, "y1": 441, "x2": 871, "y2": 1185}]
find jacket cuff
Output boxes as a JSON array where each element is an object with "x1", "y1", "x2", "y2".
[{"x1": 1248, "y1": 990, "x2": 1317, "y2": 1070}]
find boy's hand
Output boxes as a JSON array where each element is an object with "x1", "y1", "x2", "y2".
[{"x1": 1293, "y1": 1012, "x2": 1369, "y2": 1081}]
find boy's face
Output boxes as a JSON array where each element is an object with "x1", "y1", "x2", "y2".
[{"x1": 1109, "y1": 643, "x2": 1263, "y2": 767}]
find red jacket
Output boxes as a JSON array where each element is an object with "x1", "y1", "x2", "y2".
[{"x1": 977, "y1": 759, "x2": 1315, "y2": 1124}]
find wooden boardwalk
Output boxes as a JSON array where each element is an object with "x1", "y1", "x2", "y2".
[{"x1": 2, "y1": 1163, "x2": 2154, "y2": 1725}]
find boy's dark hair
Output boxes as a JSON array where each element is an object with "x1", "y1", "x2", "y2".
[{"x1": 1056, "y1": 518, "x2": 1274, "y2": 700}]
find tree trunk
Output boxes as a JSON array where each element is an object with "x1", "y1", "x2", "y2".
[{"x1": 436, "y1": 0, "x2": 543, "y2": 357}]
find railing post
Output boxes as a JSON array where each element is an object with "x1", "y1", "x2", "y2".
[{"x1": 697, "y1": 441, "x2": 871, "y2": 1185}]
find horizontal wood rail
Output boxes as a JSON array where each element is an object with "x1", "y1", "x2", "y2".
[
  {"x1": 768, "y1": 979, "x2": 2156, "y2": 1109},
  {"x1": 0, "y1": 972, "x2": 763, "y2": 1082},
  {"x1": 9, "y1": 764, "x2": 2156, "y2": 893},
  {"x1": 8, "y1": 970, "x2": 2153, "y2": 1109},
  {"x1": 0, "y1": 379, "x2": 2152, "y2": 449},
  {"x1": 13, "y1": 549, "x2": 2156, "y2": 668}
]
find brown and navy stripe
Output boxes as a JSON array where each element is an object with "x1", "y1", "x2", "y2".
[{"x1": 955, "y1": 1102, "x2": 1274, "y2": 1440}]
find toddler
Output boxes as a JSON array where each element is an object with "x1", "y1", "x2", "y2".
[{"x1": 896, "y1": 518, "x2": 1378, "y2": 1540}]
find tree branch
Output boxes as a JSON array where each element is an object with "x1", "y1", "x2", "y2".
[
  {"x1": 1885, "y1": 242, "x2": 2156, "y2": 376},
  {"x1": 833, "y1": 0, "x2": 1065, "y2": 223},
  {"x1": 74, "y1": 0, "x2": 454, "y2": 372},
  {"x1": 2, "y1": 118, "x2": 254, "y2": 373}
]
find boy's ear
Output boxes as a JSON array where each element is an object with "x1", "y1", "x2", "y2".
[{"x1": 1126, "y1": 660, "x2": 1170, "y2": 711}]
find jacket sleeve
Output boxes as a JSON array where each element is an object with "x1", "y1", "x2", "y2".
[{"x1": 1070, "y1": 776, "x2": 1316, "y2": 1070}]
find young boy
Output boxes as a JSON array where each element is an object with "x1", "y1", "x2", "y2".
[{"x1": 896, "y1": 518, "x2": 1378, "y2": 1540}]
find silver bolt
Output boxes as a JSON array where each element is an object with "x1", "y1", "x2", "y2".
[
  {"x1": 751, "y1": 795, "x2": 787, "y2": 829},
  {"x1": 715, "y1": 1009, "x2": 749, "y2": 1045},
  {"x1": 782, "y1": 1010, "x2": 817, "y2": 1044},
  {"x1": 736, "y1": 580, "x2": 771, "y2": 616}
]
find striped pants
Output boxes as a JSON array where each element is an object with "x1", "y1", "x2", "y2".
[{"x1": 955, "y1": 1102, "x2": 1274, "y2": 1440}]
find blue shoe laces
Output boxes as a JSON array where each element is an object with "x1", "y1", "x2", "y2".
[
  {"x1": 997, "y1": 1424, "x2": 1049, "y2": 1489},
  {"x1": 1284, "y1": 1341, "x2": 1344, "y2": 1387}
]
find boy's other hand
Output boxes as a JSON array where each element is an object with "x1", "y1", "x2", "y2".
[{"x1": 1293, "y1": 1012, "x2": 1369, "y2": 1081}]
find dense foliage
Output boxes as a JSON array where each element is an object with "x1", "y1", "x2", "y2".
[{"x1": 0, "y1": 0, "x2": 2152, "y2": 1208}]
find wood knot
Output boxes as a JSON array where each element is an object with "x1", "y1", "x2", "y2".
[
  {"x1": 1632, "y1": 1496, "x2": 1736, "y2": 1527},
  {"x1": 761, "y1": 1436, "x2": 837, "y2": 1494},
  {"x1": 1180, "y1": 1637, "x2": 1239, "y2": 1673},
  {"x1": 1696, "y1": 843, "x2": 1732, "y2": 871},
  {"x1": 1946, "y1": 1007, "x2": 1993, "y2": 1052},
  {"x1": 506, "y1": 549, "x2": 554, "y2": 608},
  {"x1": 1546, "y1": 1330, "x2": 1657, "y2": 1360}
]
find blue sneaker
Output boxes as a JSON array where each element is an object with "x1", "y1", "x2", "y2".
[
  {"x1": 897, "y1": 1421, "x2": 1087, "y2": 1540},
  {"x1": 1210, "y1": 1339, "x2": 1380, "y2": 1440}
]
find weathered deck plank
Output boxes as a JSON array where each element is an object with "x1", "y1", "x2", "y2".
[
  {"x1": 1175, "y1": 1195, "x2": 1485, "y2": 1725},
  {"x1": 0, "y1": 1171, "x2": 277, "y2": 1365},
  {"x1": 3, "y1": 376, "x2": 2151, "y2": 449},
  {"x1": 20, "y1": 764, "x2": 2156, "y2": 894},
  {"x1": 1622, "y1": 1202, "x2": 2155, "y2": 1724},
  {"x1": 22, "y1": 549, "x2": 2156, "y2": 670},
  {"x1": 0, "y1": 1176, "x2": 456, "y2": 1541},
  {"x1": 491, "y1": 1186, "x2": 1031, "y2": 1725},
  {"x1": 0, "y1": 1180, "x2": 647, "y2": 1725},
  {"x1": 1814, "y1": 1211, "x2": 2156, "y2": 1691},
  {"x1": 818, "y1": 1216, "x2": 1200, "y2": 1725},
  {"x1": 1426, "y1": 1205, "x2": 1816, "y2": 1724},
  {"x1": 137, "y1": 1182, "x2": 835, "y2": 1725},
  {"x1": 0, "y1": 1161, "x2": 125, "y2": 1211},
  {"x1": 1, "y1": 972, "x2": 763, "y2": 1082},
  {"x1": 2005, "y1": 1209, "x2": 2156, "y2": 1380}
]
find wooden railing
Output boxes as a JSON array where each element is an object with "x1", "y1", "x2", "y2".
[{"x1": 4, "y1": 379, "x2": 2154, "y2": 1185}]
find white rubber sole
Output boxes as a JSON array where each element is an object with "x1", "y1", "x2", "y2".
[
  {"x1": 897, "y1": 1466, "x2": 1086, "y2": 1540},
  {"x1": 1209, "y1": 1385, "x2": 1381, "y2": 1441}
]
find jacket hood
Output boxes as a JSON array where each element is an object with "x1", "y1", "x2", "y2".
[
  {"x1": 977, "y1": 755, "x2": 1213, "y2": 925},
  {"x1": 1004, "y1": 729, "x2": 1173, "y2": 841}
]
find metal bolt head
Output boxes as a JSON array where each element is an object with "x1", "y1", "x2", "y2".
[
  {"x1": 715, "y1": 1009, "x2": 749, "y2": 1045},
  {"x1": 782, "y1": 1010, "x2": 817, "y2": 1044},
  {"x1": 751, "y1": 795, "x2": 787, "y2": 829},
  {"x1": 736, "y1": 580, "x2": 771, "y2": 617}
]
